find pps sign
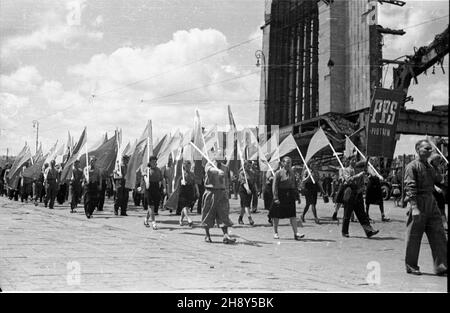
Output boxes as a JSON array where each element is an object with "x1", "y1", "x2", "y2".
[{"x1": 367, "y1": 88, "x2": 405, "y2": 159}]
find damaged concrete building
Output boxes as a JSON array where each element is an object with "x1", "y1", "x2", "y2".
[{"x1": 258, "y1": 0, "x2": 448, "y2": 163}]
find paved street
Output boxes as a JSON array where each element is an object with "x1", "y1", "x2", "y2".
[{"x1": 0, "y1": 195, "x2": 447, "y2": 292}]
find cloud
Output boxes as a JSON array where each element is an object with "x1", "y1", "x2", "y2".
[
  {"x1": 67, "y1": 28, "x2": 260, "y2": 141},
  {"x1": 0, "y1": 66, "x2": 43, "y2": 93},
  {"x1": 0, "y1": 28, "x2": 260, "y2": 153},
  {"x1": 0, "y1": 92, "x2": 29, "y2": 123},
  {"x1": 427, "y1": 80, "x2": 448, "y2": 106},
  {"x1": 1, "y1": 0, "x2": 103, "y2": 58}
]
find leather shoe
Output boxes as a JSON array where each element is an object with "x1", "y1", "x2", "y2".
[
  {"x1": 223, "y1": 237, "x2": 236, "y2": 244},
  {"x1": 366, "y1": 229, "x2": 379, "y2": 238},
  {"x1": 342, "y1": 233, "x2": 349, "y2": 238},
  {"x1": 406, "y1": 265, "x2": 422, "y2": 275}
]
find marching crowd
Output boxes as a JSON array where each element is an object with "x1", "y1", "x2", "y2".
[{"x1": 0, "y1": 139, "x2": 447, "y2": 275}]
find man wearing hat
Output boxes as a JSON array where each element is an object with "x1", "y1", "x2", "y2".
[
  {"x1": 83, "y1": 156, "x2": 102, "y2": 218},
  {"x1": 113, "y1": 155, "x2": 129, "y2": 216}
]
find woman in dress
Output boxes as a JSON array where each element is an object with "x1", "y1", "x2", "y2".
[
  {"x1": 301, "y1": 164, "x2": 323, "y2": 224},
  {"x1": 178, "y1": 160, "x2": 199, "y2": 227},
  {"x1": 238, "y1": 161, "x2": 255, "y2": 226},
  {"x1": 143, "y1": 156, "x2": 165, "y2": 230},
  {"x1": 270, "y1": 156, "x2": 305, "y2": 240},
  {"x1": 365, "y1": 157, "x2": 390, "y2": 222}
]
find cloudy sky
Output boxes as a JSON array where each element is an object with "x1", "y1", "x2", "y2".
[{"x1": 0, "y1": 0, "x2": 448, "y2": 156}]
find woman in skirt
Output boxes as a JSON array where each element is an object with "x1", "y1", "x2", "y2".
[
  {"x1": 365, "y1": 157, "x2": 390, "y2": 222},
  {"x1": 178, "y1": 160, "x2": 199, "y2": 227},
  {"x1": 270, "y1": 156, "x2": 305, "y2": 240},
  {"x1": 143, "y1": 156, "x2": 165, "y2": 230},
  {"x1": 301, "y1": 164, "x2": 323, "y2": 224},
  {"x1": 238, "y1": 161, "x2": 255, "y2": 226}
]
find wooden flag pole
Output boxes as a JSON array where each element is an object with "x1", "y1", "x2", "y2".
[
  {"x1": 295, "y1": 146, "x2": 315, "y2": 184},
  {"x1": 189, "y1": 142, "x2": 219, "y2": 171},
  {"x1": 345, "y1": 135, "x2": 383, "y2": 180},
  {"x1": 328, "y1": 142, "x2": 345, "y2": 170},
  {"x1": 237, "y1": 143, "x2": 251, "y2": 193},
  {"x1": 429, "y1": 140, "x2": 449, "y2": 164}
]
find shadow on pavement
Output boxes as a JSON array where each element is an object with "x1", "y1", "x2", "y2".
[{"x1": 352, "y1": 236, "x2": 401, "y2": 241}]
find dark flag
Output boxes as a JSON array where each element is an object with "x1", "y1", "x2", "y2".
[
  {"x1": 60, "y1": 127, "x2": 87, "y2": 182},
  {"x1": 366, "y1": 88, "x2": 404, "y2": 158},
  {"x1": 79, "y1": 134, "x2": 118, "y2": 176}
]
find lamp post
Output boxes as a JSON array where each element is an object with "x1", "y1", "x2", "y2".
[{"x1": 255, "y1": 49, "x2": 267, "y2": 131}]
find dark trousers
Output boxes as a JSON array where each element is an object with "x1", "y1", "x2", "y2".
[
  {"x1": 33, "y1": 182, "x2": 43, "y2": 203},
  {"x1": 251, "y1": 188, "x2": 258, "y2": 210},
  {"x1": 342, "y1": 192, "x2": 371, "y2": 235},
  {"x1": 84, "y1": 183, "x2": 99, "y2": 217},
  {"x1": 263, "y1": 187, "x2": 273, "y2": 211},
  {"x1": 196, "y1": 183, "x2": 205, "y2": 214},
  {"x1": 232, "y1": 181, "x2": 239, "y2": 199},
  {"x1": 133, "y1": 190, "x2": 142, "y2": 206},
  {"x1": 44, "y1": 182, "x2": 57, "y2": 209},
  {"x1": 70, "y1": 184, "x2": 82, "y2": 210},
  {"x1": 114, "y1": 186, "x2": 129, "y2": 214},
  {"x1": 97, "y1": 180, "x2": 107, "y2": 211},
  {"x1": 405, "y1": 194, "x2": 447, "y2": 272}
]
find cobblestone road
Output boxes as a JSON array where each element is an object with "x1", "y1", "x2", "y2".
[{"x1": 0, "y1": 195, "x2": 447, "y2": 292}]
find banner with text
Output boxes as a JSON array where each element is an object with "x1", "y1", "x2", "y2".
[{"x1": 367, "y1": 88, "x2": 405, "y2": 158}]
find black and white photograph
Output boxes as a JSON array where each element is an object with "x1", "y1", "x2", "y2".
[{"x1": 0, "y1": 0, "x2": 448, "y2": 295}]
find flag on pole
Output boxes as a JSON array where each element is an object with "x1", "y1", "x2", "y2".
[
  {"x1": 304, "y1": 128, "x2": 331, "y2": 164},
  {"x1": 344, "y1": 136, "x2": 358, "y2": 159},
  {"x1": 193, "y1": 110, "x2": 205, "y2": 161},
  {"x1": 141, "y1": 120, "x2": 153, "y2": 170},
  {"x1": 157, "y1": 131, "x2": 182, "y2": 168},
  {"x1": 60, "y1": 127, "x2": 87, "y2": 182},
  {"x1": 89, "y1": 132, "x2": 108, "y2": 152},
  {"x1": 43, "y1": 140, "x2": 59, "y2": 165},
  {"x1": 32, "y1": 143, "x2": 43, "y2": 163},
  {"x1": 7, "y1": 145, "x2": 32, "y2": 188},
  {"x1": 125, "y1": 122, "x2": 151, "y2": 189}
]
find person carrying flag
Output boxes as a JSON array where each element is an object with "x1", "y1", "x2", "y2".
[
  {"x1": 83, "y1": 156, "x2": 102, "y2": 219},
  {"x1": 238, "y1": 160, "x2": 255, "y2": 226},
  {"x1": 113, "y1": 155, "x2": 130, "y2": 216},
  {"x1": 44, "y1": 160, "x2": 59, "y2": 209},
  {"x1": 143, "y1": 156, "x2": 164, "y2": 229},
  {"x1": 201, "y1": 149, "x2": 236, "y2": 244},
  {"x1": 178, "y1": 160, "x2": 199, "y2": 227},
  {"x1": 69, "y1": 160, "x2": 83, "y2": 213}
]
